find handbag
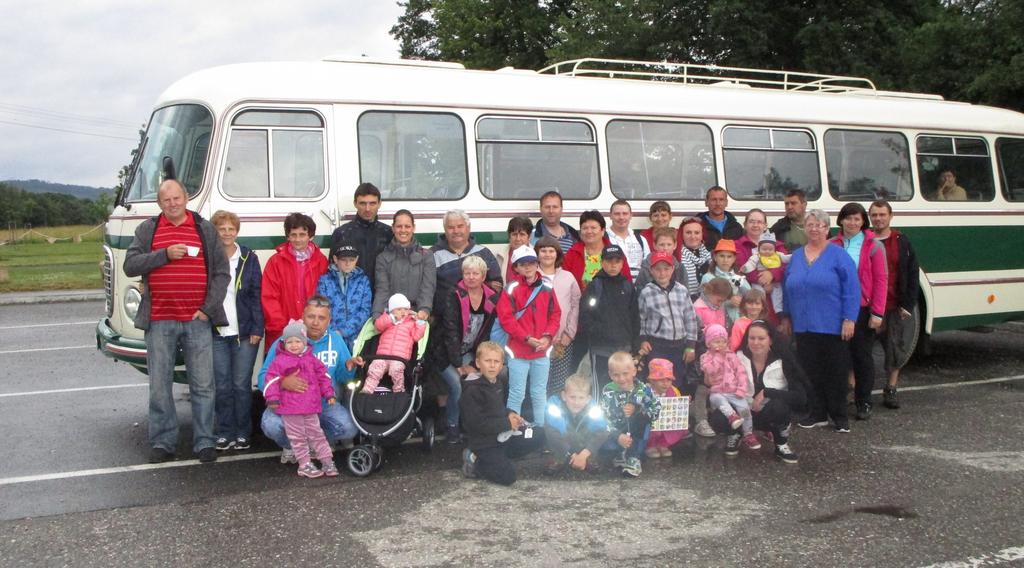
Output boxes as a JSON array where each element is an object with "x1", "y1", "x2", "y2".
[{"x1": 490, "y1": 284, "x2": 542, "y2": 346}]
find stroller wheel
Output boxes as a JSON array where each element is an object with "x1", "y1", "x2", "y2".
[
  {"x1": 422, "y1": 417, "x2": 435, "y2": 451},
  {"x1": 347, "y1": 446, "x2": 375, "y2": 477}
]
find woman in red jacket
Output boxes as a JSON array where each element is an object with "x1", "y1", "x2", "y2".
[
  {"x1": 831, "y1": 203, "x2": 888, "y2": 420},
  {"x1": 563, "y1": 210, "x2": 630, "y2": 292},
  {"x1": 261, "y1": 213, "x2": 328, "y2": 349}
]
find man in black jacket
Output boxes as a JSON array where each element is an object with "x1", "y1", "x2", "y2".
[
  {"x1": 697, "y1": 186, "x2": 743, "y2": 250},
  {"x1": 869, "y1": 200, "x2": 920, "y2": 410},
  {"x1": 460, "y1": 341, "x2": 544, "y2": 485},
  {"x1": 330, "y1": 183, "x2": 393, "y2": 290}
]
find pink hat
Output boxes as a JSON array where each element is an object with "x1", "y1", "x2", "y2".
[
  {"x1": 648, "y1": 358, "x2": 674, "y2": 381},
  {"x1": 704, "y1": 323, "x2": 728, "y2": 346}
]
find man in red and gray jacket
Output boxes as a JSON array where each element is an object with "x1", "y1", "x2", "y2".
[{"x1": 124, "y1": 179, "x2": 229, "y2": 464}]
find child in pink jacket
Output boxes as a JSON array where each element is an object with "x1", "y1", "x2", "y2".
[
  {"x1": 362, "y1": 293, "x2": 427, "y2": 394},
  {"x1": 264, "y1": 320, "x2": 338, "y2": 478},
  {"x1": 701, "y1": 324, "x2": 759, "y2": 451}
]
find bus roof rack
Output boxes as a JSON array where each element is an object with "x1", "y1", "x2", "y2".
[{"x1": 537, "y1": 58, "x2": 878, "y2": 95}]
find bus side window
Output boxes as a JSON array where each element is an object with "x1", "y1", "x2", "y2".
[
  {"x1": 825, "y1": 129, "x2": 913, "y2": 201},
  {"x1": 917, "y1": 135, "x2": 995, "y2": 202},
  {"x1": 997, "y1": 137, "x2": 1024, "y2": 202},
  {"x1": 222, "y1": 109, "x2": 326, "y2": 200},
  {"x1": 606, "y1": 120, "x2": 715, "y2": 201}
]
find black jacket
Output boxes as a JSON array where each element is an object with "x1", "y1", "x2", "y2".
[
  {"x1": 698, "y1": 210, "x2": 743, "y2": 250},
  {"x1": 330, "y1": 217, "x2": 393, "y2": 288},
  {"x1": 889, "y1": 229, "x2": 920, "y2": 313},
  {"x1": 578, "y1": 270, "x2": 640, "y2": 354},
  {"x1": 439, "y1": 284, "x2": 498, "y2": 370},
  {"x1": 460, "y1": 373, "x2": 513, "y2": 451},
  {"x1": 770, "y1": 216, "x2": 802, "y2": 250}
]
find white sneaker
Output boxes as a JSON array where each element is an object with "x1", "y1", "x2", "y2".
[
  {"x1": 694, "y1": 420, "x2": 716, "y2": 437},
  {"x1": 280, "y1": 449, "x2": 297, "y2": 464}
]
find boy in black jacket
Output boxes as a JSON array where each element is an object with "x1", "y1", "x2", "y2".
[
  {"x1": 578, "y1": 245, "x2": 640, "y2": 396},
  {"x1": 460, "y1": 341, "x2": 544, "y2": 486}
]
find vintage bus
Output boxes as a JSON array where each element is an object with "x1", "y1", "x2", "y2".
[{"x1": 96, "y1": 56, "x2": 1024, "y2": 374}]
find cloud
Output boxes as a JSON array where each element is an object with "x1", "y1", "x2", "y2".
[{"x1": 0, "y1": 0, "x2": 402, "y2": 187}]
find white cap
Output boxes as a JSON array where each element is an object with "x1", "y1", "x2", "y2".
[
  {"x1": 388, "y1": 293, "x2": 411, "y2": 312},
  {"x1": 510, "y1": 244, "x2": 538, "y2": 265}
]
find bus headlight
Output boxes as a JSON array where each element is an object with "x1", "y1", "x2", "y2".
[{"x1": 123, "y1": 287, "x2": 142, "y2": 321}]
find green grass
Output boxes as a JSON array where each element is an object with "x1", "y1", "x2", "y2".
[{"x1": 0, "y1": 225, "x2": 105, "y2": 292}]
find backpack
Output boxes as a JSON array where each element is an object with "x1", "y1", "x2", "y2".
[{"x1": 490, "y1": 284, "x2": 543, "y2": 346}]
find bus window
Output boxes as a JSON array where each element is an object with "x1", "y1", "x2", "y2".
[
  {"x1": 606, "y1": 120, "x2": 715, "y2": 200},
  {"x1": 722, "y1": 126, "x2": 821, "y2": 200},
  {"x1": 917, "y1": 135, "x2": 995, "y2": 202},
  {"x1": 997, "y1": 138, "x2": 1024, "y2": 202},
  {"x1": 825, "y1": 129, "x2": 913, "y2": 201},
  {"x1": 126, "y1": 104, "x2": 213, "y2": 202},
  {"x1": 222, "y1": 110, "x2": 325, "y2": 199},
  {"x1": 358, "y1": 112, "x2": 468, "y2": 201},
  {"x1": 476, "y1": 116, "x2": 599, "y2": 200}
]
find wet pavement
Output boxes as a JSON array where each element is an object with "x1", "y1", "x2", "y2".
[{"x1": 1, "y1": 301, "x2": 1022, "y2": 567}]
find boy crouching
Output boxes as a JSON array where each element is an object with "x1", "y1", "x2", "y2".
[{"x1": 544, "y1": 374, "x2": 609, "y2": 473}]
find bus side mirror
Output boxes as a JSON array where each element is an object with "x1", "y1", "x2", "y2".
[{"x1": 162, "y1": 156, "x2": 176, "y2": 181}]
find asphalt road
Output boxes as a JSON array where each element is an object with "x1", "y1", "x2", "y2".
[{"x1": 1, "y1": 301, "x2": 1022, "y2": 567}]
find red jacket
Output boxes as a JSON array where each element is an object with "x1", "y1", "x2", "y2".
[
  {"x1": 261, "y1": 242, "x2": 328, "y2": 347},
  {"x1": 496, "y1": 273, "x2": 561, "y2": 360},
  {"x1": 563, "y1": 237, "x2": 632, "y2": 292},
  {"x1": 830, "y1": 230, "x2": 888, "y2": 318}
]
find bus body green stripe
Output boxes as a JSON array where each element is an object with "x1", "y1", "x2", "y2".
[
  {"x1": 107, "y1": 231, "x2": 510, "y2": 250},
  {"x1": 931, "y1": 311, "x2": 1024, "y2": 332},
  {"x1": 898, "y1": 225, "x2": 1024, "y2": 274}
]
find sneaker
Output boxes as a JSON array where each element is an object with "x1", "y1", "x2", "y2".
[
  {"x1": 321, "y1": 461, "x2": 339, "y2": 477},
  {"x1": 774, "y1": 443, "x2": 799, "y2": 464},
  {"x1": 197, "y1": 447, "x2": 217, "y2": 463},
  {"x1": 727, "y1": 413, "x2": 744, "y2": 430},
  {"x1": 694, "y1": 420, "x2": 716, "y2": 437},
  {"x1": 856, "y1": 402, "x2": 872, "y2": 421},
  {"x1": 280, "y1": 449, "x2": 297, "y2": 464},
  {"x1": 742, "y1": 432, "x2": 762, "y2": 450},
  {"x1": 297, "y1": 462, "x2": 323, "y2": 478},
  {"x1": 659, "y1": 447, "x2": 673, "y2": 458},
  {"x1": 883, "y1": 387, "x2": 900, "y2": 409},
  {"x1": 724, "y1": 434, "x2": 741, "y2": 456},
  {"x1": 834, "y1": 421, "x2": 851, "y2": 433},
  {"x1": 798, "y1": 417, "x2": 829, "y2": 429},
  {"x1": 622, "y1": 457, "x2": 642, "y2": 477},
  {"x1": 148, "y1": 447, "x2": 174, "y2": 464},
  {"x1": 234, "y1": 437, "x2": 251, "y2": 451},
  {"x1": 215, "y1": 437, "x2": 235, "y2": 451},
  {"x1": 447, "y1": 425, "x2": 462, "y2": 445},
  {"x1": 461, "y1": 448, "x2": 477, "y2": 478}
]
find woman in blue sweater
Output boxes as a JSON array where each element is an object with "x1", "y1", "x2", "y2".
[{"x1": 781, "y1": 209, "x2": 860, "y2": 433}]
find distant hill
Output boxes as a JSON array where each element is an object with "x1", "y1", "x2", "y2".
[{"x1": 2, "y1": 179, "x2": 112, "y2": 201}]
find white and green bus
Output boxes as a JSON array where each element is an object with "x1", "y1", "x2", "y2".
[{"x1": 96, "y1": 56, "x2": 1024, "y2": 374}]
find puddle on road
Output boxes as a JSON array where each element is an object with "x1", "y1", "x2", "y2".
[
  {"x1": 805, "y1": 505, "x2": 919, "y2": 524},
  {"x1": 879, "y1": 445, "x2": 1024, "y2": 472},
  {"x1": 351, "y1": 472, "x2": 765, "y2": 566}
]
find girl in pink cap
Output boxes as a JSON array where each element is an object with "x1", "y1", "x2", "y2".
[{"x1": 645, "y1": 358, "x2": 688, "y2": 458}]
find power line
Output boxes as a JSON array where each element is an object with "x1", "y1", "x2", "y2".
[
  {"x1": 0, "y1": 119, "x2": 140, "y2": 141},
  {"x1": 0, "y1": 102, "x2": 140, "y2": 129}
]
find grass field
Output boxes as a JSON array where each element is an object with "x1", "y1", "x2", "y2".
[{"x1": 0, "y1": 225, "x2": 104, "y2": 292}]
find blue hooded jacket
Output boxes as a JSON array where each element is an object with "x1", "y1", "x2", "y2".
[{"x1": 316, "y1": 264, "x2": 372, "y2": 348}]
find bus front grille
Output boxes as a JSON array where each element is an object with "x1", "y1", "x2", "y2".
[{"x1": 102, "y1": 245, "x2": 114, "y2": 318}]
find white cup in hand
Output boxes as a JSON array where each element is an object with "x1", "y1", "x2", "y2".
[{"x1": 185, "y1": 246, "x2": 200, "y2": 257}]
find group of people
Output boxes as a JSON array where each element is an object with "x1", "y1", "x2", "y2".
[{"x1": 126, "y1": 178, "x2": 919, "y2": 484}]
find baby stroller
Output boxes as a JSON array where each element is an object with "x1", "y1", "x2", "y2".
[{"x1": 344, "y1": 318, "x2": 433, "y2": 477}]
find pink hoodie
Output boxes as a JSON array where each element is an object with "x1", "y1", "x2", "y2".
[
  {"x1": 700, "y1": 324, "x2": 748, "y2": 397},
  {"x1": 263, "y1": 343, "x2": 335, "y2": 415},
  {"x1": 831, "y1": 229, "x2": 888, "y2": 318},
  {"x1": 374, "y1": 312, "x2": 427, "y2": 360}
]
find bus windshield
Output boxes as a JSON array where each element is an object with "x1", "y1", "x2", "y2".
[{"x1": 125, "y1": 104, "x2": 213, "y2": 202}]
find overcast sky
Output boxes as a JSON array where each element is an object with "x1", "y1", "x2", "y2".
[{"x1": 0, "y1": 1, "x2": 403, "y2": 188}]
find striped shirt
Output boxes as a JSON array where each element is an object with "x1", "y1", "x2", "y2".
[{"x1": 149, "y1": 212, "x2": 208, "y2": 321}]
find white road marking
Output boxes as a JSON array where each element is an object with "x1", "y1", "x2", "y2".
[
  {"x1": 874, "y1": 374, "x2": 1024, "y2": 394},
  {"x1": 918, "y1": 546, "x2": 1024, "y2": 567},
  {"x1": 0, "y1": 451, "x2": 281, "y2": 486},
  {"x1": 0, "y1": 344, "x2": 93, "y2": 355},
  {"x1": 0, "y1": 384, "x2": 147, "y2": 398},
  {"x1": 352, "y1": 473, "x2": 765, "y2": 566},
  {"x1": 881, "y1": 446, "x2": 1024, "y2": 472},
  {"x1": 0, "y1": 321, "x2": 95, "y2": 330}
]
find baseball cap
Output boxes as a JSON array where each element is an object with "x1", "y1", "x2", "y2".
[
  {"x1": 650, "y1": 251, "x2": 674, "y2": 267},
  {"x1": 601, "y1": 245, "x2": 625, "y2": 260}
]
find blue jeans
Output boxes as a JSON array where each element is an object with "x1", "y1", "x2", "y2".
[
  {"x1": 439, "y1": 353, "x2": 471, "y2": 429},
  {"x1": 212, "y1": 335, "x2": 259, "y2": 440},
  {"x1": 506, "y1": 356, "x2": 551, "y2": 426},
  {"x1": 145, "y1": 319, "x2": 216, "y2": 453},
  {"x1": 260, "y1": 402, "x2": 357, "y2": 449}
]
